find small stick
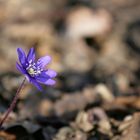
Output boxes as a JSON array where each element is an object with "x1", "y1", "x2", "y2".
[{"x1": 0, "y1": 77, "x2": 26, "y2": 128}]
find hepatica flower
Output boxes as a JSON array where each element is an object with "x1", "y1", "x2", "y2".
[
  {"x1": 16, "y1": 48, "x2": 57, "y2": 91},
  {"x1": 0, "y1": 47, "x2": 57, "y2": 127}
]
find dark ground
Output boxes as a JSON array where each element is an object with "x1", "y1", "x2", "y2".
[{"x1": 0, "y1": 0, "x2": 140, "y2": 140}]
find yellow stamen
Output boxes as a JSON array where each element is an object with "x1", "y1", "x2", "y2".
[{"x1": 28, "y1": 68, "x2": 35, "y2": 75}]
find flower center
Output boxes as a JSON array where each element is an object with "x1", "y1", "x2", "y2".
[
  {"x1": 26, "y1": 60, "x2": 43, "y2": 77},
  {"x1": 27, "y1": 68, "x2": 36, "y2": 75}
]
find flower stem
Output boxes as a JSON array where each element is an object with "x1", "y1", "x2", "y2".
[{"x1": 0, "y1": 77, "x2": 26, "y2": 128}]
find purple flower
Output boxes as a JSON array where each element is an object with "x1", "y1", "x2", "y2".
[{"x1": 16, "y1": 48, "x2": 57, "y2": 91}]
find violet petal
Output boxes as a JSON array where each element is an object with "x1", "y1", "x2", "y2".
[
  {"x1": 17, "y1": 48, "x2": 26, "y2": 65},
  {"x1": 44, "y1": 79, "x2": 56, "y2": 85},
  {"x1": 27, "y1": 47, "x2": 35, "y2": 62},
  {"x1": 30, "y1": 78, "x2": 42, "y2": 91},
  {"x1": 35, "y1": 74, "x2": 50, "y2": 83},
  {"x1": 44, "y1": 69, "x2": 57, "y2": 78},
  {"x1": 16, "y1": 62, "x2": 26, "y2": 74},
  {"x1": 37, "y1": 55, "x2": 51, "y2": 68}
]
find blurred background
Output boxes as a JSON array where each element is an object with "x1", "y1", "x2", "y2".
[{"x1": 0, "y1": 0, "x2": 140, "y2": 140}]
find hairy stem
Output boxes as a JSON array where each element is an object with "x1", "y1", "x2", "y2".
[{"x1": 0, "y1": 77, "x2": 26, "y2": 128}]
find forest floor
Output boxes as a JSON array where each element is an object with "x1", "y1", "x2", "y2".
[{"x1": 0, "y1": 0, "x2": 140, "y2": 140}]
